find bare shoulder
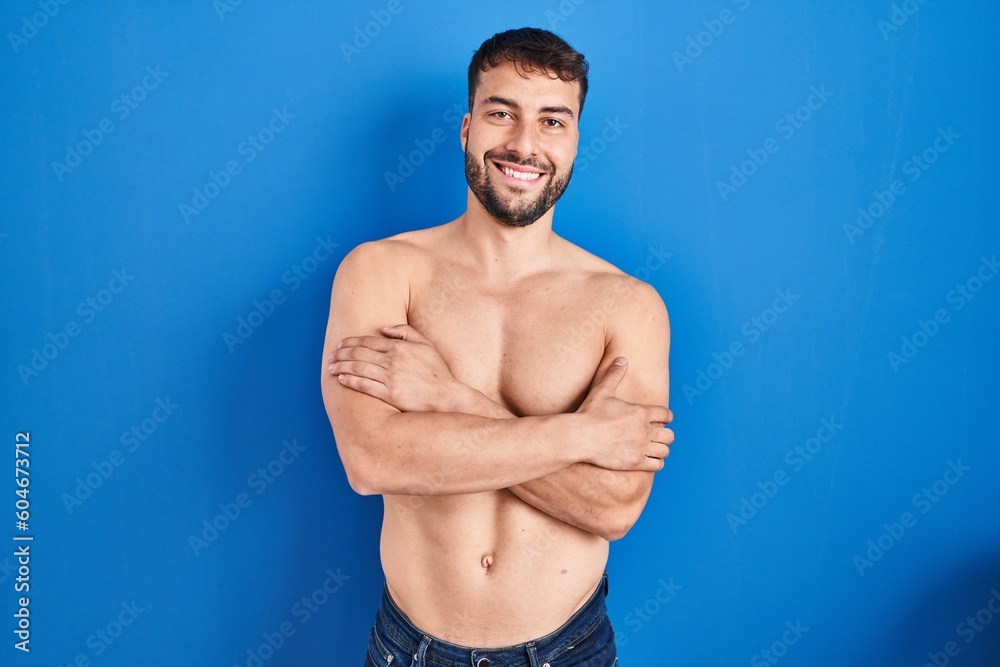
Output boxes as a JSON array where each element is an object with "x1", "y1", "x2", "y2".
[
  {"x1": 557, "y1": 236, "x2": 669, "y2": 330},
  {"x1": 334, "y1": 224, "x2": 446, "y2": 283}
]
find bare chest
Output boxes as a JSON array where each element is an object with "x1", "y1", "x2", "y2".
[{"x1": 406, "y1": 269, "x2": 608, "y2": 416}]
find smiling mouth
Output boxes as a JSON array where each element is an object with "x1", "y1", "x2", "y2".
[{"x1": 493, "y1": 161, "x2": 544, "y2": 183}]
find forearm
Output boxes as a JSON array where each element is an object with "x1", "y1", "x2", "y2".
[
  {"x1": 448, "y1": 386, "x2": 648, "y2": 539},
  {"x1": 510, "y1": 466, "x2": 652, "y2": 541},
  {"x1": 336, "y1": 401, "x2": 586, "y2": 496}
]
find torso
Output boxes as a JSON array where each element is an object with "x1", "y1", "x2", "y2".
[{"x1": 378, "y1": 221, "x2": 627, "y2": 647}]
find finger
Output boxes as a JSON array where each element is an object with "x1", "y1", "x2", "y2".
[
  {"x1": 381, "y1": 324, "x2": 429, "y2": 344},
  {"x1": 332, "y1": 344, "x2": 390, "y2": 368},
  {"x1": 650, "y1": 427, "x2": 675, "y2": 446},
  {"x1": 646, "y1": 442, "x2": 670, "y2": 462},
  {"x1": 337, "y1": 335, "x2": 394, "y2": 352},
  {"x1": 335, "y1": 373, "x2": 389, "y2": 401},
  {"x1": 647, "y1": 406, "x2": 672, "y2": 425},
  {"x1": 329, "y1": 359, "x2": 390, "y2": 385},
  {"x1": 591, "y1": 358, "x2": 628, "y2": 398},
  {"x1": 640, "y1": 450, "x2": 668, "y2": 472}
]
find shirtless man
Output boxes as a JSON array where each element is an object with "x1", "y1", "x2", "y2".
[{"x1": 321, "y1": 28, "x2": 673, "y2": 667}]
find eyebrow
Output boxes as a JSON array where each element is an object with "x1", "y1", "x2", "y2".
[{"x1": 482, "y1": 95, "x2": 576, "y2": 120}]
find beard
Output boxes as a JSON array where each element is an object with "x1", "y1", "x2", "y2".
[{"x1": 465, "y1": 149, "x2": 573, "y2": 228}]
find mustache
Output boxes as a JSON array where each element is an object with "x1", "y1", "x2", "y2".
[{"x1": 483, "y1": 150, "x2": 553, "y2": 174}]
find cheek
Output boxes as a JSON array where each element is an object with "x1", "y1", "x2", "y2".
[
  {"x1": 558, "y1": 143, "x2": 578, "y2": 171},
  {"x1": 557, "y1": 132, "x2": 579, "y2": 168}
]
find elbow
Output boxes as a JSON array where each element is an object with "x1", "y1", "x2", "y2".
[
  {"x1": 335, "y1": 433, "x2": 385, "y2": 496},
  {"x1": 340, "y1": 452, "x2": 376, "y2": 496},
  {"x1": 339, "y1": 435, "x2": 416, "y2": 496},
  {"x1": 597, "y1": 513, "x2": 639, "y2": 542},
  {"x1": 596, "y1": 478, "x2": 649, "y2": 541},
  {"x1": 571, "y1": 499, "x2": 640, "y2": 541},
  {"x1": 344, "y1": 466, "x2": 378, "y2": 496},
  {"x1": 329, "y1": 409, "x2": 401, "y2": 496}
]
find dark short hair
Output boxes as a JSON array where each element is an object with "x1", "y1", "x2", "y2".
[{"x1": 468, "y1": 28, "x2": 589, "y2": 117}]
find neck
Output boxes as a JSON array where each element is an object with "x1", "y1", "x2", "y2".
[{"x1": 455, "y1": 190, "x2": 558, "y2": 279}]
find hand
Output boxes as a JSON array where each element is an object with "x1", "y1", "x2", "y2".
[
  {"x1": 576, "y1": 358, "x2": 674, "y2": 472},
  {"x1": 329, "y1": 324, "x2": 463, "y2": 412}
]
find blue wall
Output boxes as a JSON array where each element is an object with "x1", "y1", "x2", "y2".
[{"x1": 3, "y1": 1, "x2": 998, "y2": 665}]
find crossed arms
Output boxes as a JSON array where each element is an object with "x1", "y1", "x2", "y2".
[{"x1": 320, "y1": 242, "x2": 673, "y2": 541}]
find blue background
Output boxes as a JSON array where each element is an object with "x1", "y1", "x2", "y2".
[{"x1": 3, "y1": 1, "x2": 998, "y2": 665}]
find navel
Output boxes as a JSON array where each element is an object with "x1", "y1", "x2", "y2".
[{"x1": 480, "y1": 552, "x2": 494, "y2": 572}]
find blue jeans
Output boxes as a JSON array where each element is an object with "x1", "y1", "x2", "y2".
[{"x1": 364, "y1": 573, "x2": 617, "y2": 667}]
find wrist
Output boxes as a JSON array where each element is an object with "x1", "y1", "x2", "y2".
[
  {"x1": 446, "y1": 381, "x2": 491, "y2": 415},
  {"x1": 551, "y1": 412, "x2": 596, "y2": 466}
]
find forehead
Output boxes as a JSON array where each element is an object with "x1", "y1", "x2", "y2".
[{"x1": 475, "y1": 60, "x2": 581, "y2": 115}]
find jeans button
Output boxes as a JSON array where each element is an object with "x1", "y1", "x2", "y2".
[{"x1": 475, "y1": 659, "x2": 491, "y2": 667}]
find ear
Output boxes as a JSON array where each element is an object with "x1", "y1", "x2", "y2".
[{"x1": 459, "y1": 113, "x2": 471, "y2": 152}]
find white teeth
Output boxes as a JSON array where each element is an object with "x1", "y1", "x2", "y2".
[{"x1": 501, "y1": 165, "x2": 541, "y2": 181}]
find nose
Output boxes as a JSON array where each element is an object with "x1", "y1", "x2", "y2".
[{"x1": 503, "y1": 119, "x2": 539, "y2": 158}]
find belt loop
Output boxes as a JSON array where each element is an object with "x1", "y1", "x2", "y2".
[
  {"x1": 603, "y1": 571, "x2": 610, "y2": 597},
  {"x1": 526, "y1": 641, "x2": 541, "y2": 667},
  {"x1": 413, "y1": 635, "x2": 431, "y2": 667}
]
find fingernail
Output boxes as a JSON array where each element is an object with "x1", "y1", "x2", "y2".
[{"x1": 337, "y1": 340, "x2": 343, "y2": 348}]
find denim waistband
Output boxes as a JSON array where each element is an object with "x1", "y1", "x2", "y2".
[{"x1": 376, "y1": 573, "x2": 610, "y2": 667}]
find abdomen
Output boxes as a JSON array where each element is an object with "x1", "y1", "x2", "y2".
[{"x1": 380, "y1": 489, "x2": 608, "y2": 647}]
